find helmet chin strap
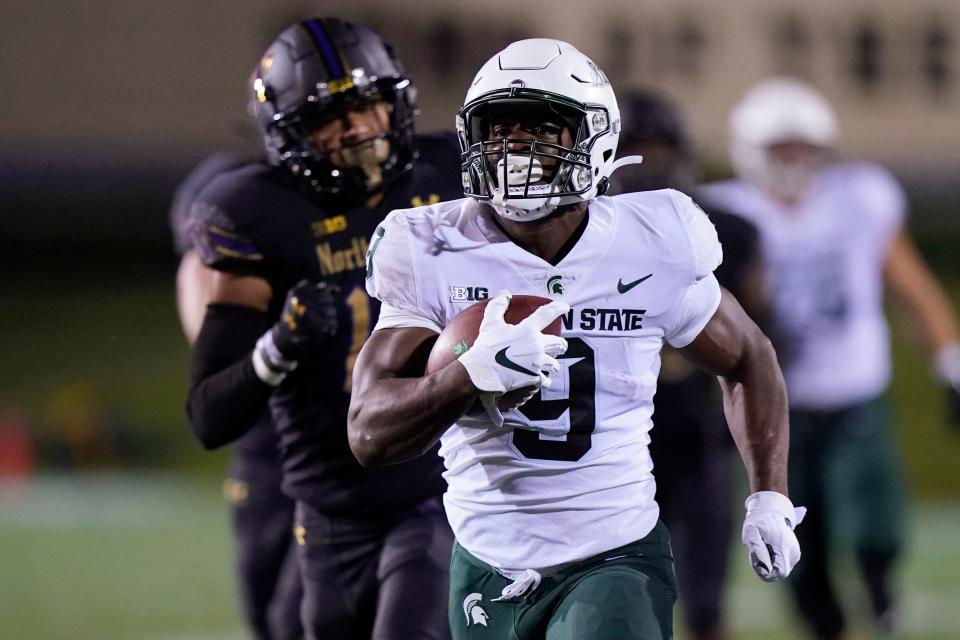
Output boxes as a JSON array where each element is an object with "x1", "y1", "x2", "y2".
[
  {"x1": 608, "y1": 155, "x2": 644, "y2": 175},
  {"x1": 490, "y1": 192, "x2": 557, "y2": 222}
]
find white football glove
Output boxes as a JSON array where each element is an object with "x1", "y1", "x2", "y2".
[
  {"x1": 458, "y1": 290, "x2": 569, "y2": 426},
  {"x1": 741, "y1": 491, "x2": 807, "y2": 582}
]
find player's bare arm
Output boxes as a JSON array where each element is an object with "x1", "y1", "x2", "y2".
[
  {"x1": 679, "y1": 287, "x2": 788, "y2": 494},
  {"x1": 885, "y1": 229, "x2": 959, "y2": 351},
  {"x1": 350, "y1": 290, "x2": 569, "y2": 466},
  {"x1": 883, "y1": 229, "x2": 960, "y2": 413},
  {"x1": 680, "y1": 287, "x2": 804, "y2": 582},
  {"x1": 175, "y1": 251, "x2": 217, "y2": 343},
  {"x1": 206, "y1": 270, "x2": 273, "y2": 311},
  {"x1": 348, "y1": 327, "x2": 477, "y2": 467}
]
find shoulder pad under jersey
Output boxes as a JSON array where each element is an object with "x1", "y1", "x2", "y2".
[
  {"x1": 188, "y1": 162, "x2": 286, "y2": 276},
  {"x1": 169, "y1": 152, "x2": 248, "y2": 255}
]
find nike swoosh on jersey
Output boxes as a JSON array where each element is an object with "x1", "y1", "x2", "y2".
[
  {"x1": 617, "y1": 274, "x2": 653, "y2": 294},
  {"x1": 495, "y1": 347, "x2": 537, "y2": 376}
]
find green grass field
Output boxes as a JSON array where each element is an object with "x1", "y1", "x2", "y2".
[{"x1": 1, "y1": 473, "x2": 959, "y2": 640}]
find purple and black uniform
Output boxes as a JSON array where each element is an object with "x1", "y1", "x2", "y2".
[
  {"x1": 189, "y1": 133, "x2": 462, "y2": 640},
  {"x1": 649, "y1": 206, "x2": 763, "y2": 636},
  {"x1": 171, "y1": 152, "x2": 303, "y2": 640}
]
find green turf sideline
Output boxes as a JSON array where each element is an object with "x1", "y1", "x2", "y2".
[{"x1": 2, "y1": 473, "x2": 959, "y2": 640}]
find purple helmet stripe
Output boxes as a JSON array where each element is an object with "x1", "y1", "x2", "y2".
[{"x1": 303, "y1": 19, "x2": 347, "y2": 80}]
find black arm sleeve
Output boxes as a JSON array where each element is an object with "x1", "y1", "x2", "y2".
[{"x1": 186, "y1": 304, "x2": 274, "y2": 450}]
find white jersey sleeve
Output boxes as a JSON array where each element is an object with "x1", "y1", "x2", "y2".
[
  {"x1": 664, "y1": 192, "x2": 723, "y2": 347},
  {"x1": 365, "y1": 211, "x2": 443, "y2": 333},
  {"x1": 672, "y1": 192, "x2": 724, "y2": 279},
  {"x1": 849, "y1": 162, "x2": 907, "y2": 240},
  {"x1": 665, "y1": 273, "x2": 722, "y2": 347}
]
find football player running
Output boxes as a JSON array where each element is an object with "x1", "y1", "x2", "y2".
[
  {"x1": 700, "y1": 77, "x2": 960, "y2": 639},
  {"x1": 348, "y1": 40, "x2": 803, "y2": 640},
  {"x1": 171, "y1": 152, "x2": 303, "y2": 640},
  {"x1": 185, "y1": 18, "x2": 463, "y2": 640}
]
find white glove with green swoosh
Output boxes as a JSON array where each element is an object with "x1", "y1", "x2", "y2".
[
  {"x1": 741, "y1": 491, "x2": 806, "y2": 582},
  {"x1": 458, "y1": 291, "x2": 569, "y2": 425}
]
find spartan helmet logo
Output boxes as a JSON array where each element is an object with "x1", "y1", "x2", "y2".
[
  {"x1": 462, "y1": 592, "x2": 490, "y2": 627},
  {"x1": 547, "y1": 275, "x2": 564, "y2": 295}
]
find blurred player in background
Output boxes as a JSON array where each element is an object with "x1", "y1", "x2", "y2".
[
  {"x1": 700, "y1": 77, "x2": 960, "y2": 639},
  {"x1": 184, "y1": 18, "x2": 463, "y2": 640},
  {"x1": 608, "y1": 90, "x2": 770, "y2": 640},
  {"x1": 171, "y1": 151, "x2": 304, "y2": 640},
  {"x1": 349, "y1": 39, "x2": 804, "y2": 640}
]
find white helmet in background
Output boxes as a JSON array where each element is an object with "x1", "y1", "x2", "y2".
[
  {"x1": 729, "y1": 77, "x2": 839, "y2": 202},
  {"x1": 457, "y1": 39, "x2": 627, "y2": 222}
]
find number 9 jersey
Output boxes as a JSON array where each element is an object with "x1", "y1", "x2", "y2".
[{"x1": 366, "y1": 189, "x2": 724, "y2": 573}]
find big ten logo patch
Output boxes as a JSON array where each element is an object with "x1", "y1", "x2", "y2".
[
  {"x1": 312, "y1": 215, "x2": 348, "y2": 238},
  {"x1": 450, "y1": 286, "x2": 489, "y2": 302}
]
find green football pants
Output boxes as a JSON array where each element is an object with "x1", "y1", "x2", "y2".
[{"x1": 449, "y1": 521, "x2": 677, "y2": 640}]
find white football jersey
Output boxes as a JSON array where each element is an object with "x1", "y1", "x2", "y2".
[
  {"x1": 367, "y1": 190, "x2": 722, "y2": 573},
  {"x1": 700, "y1": 162, "x2": 905, "y2": 410}
]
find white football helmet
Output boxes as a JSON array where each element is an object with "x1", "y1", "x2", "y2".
[
  {"x1": 729, "y1": 77, "x2": 838, "y2": 202},
  {"x1": 457, "y1": 39, "x2": 629, "y2": 222}
]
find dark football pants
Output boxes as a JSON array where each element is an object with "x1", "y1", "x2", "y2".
[
  {"x1": 787, "y1": 394, "x2": 907, "y2": 639},
  {"x1": 295, "y1": 498, "x2": 453, "y2": 640},
  {"x1": 448, "y1": 521, "x2": 677, "y2": 640},
  {"x1": 650, "y1": 423, "x2": 733, "y2": 637},
  {"x1": 228, "y1": 475, "x2": 303, "y2": 640}
]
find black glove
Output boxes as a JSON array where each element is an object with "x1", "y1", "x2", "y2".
[
  {"x1": 253, "y1": 280, "x2": 339, "y2": 385},
  {"x1": 271, "y1": 280, "x2": 340, "y2": 359}
]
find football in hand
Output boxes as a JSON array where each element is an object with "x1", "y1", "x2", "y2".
[{"x1": 425, "y1": 295, "x2": 563, "y2": 412}]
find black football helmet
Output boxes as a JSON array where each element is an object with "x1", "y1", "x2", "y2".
[
  {"x1": 609, "y1": 90, "x2": 696, "y2": 194},
  {"x1": 249, "y1": 18, "x2": 417, "y2": 200}
]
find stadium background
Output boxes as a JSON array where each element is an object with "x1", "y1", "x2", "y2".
[{"x1": 1, "y1": 0, "x2": 957, "y2": 638}]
